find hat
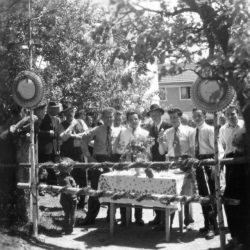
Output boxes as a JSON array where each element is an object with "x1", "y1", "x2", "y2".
[
  {"x1": 61, "y1": 102, "x2": 76, "y2": 113},
  {"x1": 147, "y1": 104, "x2": 164, "y2": 116},
  {"x1": 48, "y1": 101, "x2": 60, "y2": 109}
]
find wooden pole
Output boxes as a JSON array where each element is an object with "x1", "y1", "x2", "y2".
[
  {"x1": 214, "y1": 112, "x2": 225, "y2": 250},
  {"x1": 28, "y1": 0, "x2": 38, "y2": 238},
  {"x1": 30, "y1": 109, "x2": 38, "y2": 237}
]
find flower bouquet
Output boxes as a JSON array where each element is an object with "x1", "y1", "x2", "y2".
[{"x1": 121, "y1": 136, "x2": 154, "y2": 162}]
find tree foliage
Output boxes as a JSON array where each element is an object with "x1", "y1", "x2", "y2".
[
  {"x1": 108, "y1": 0, "x2": 250, "y2": 85},
  {"x1": 0, "y1": 0, "x2": 152, "y2": 120}
]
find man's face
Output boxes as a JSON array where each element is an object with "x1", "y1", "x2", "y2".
[
  {"x1": 150, "y1": 110, "x2": 162, "y2": 123},
  {"x1": 114, "y1": 113, "x2": 122, "y2": 126},
  {"x1": 65, "y1": 108, "x2": 76, "y2": 121},
  {"x1": 128, "y1": 114, "x2": 140, "y2": 129},
  {"x1": 86, "y1": 115, "x2": 93, "y2": 127},
  {"x1": 192, "y1": 110, "x2": 205, "y2": 127},
  {"x1": 169, "y1": 112, "x2": 181, "y2": 128},
  {"x1": 102, "y1": 112, "x2": 114, "y2": 127},
  {"x1": 35, "y1": 107, "x2": 46, "y2": 120},
  {"x1": 225, "y1": 108, "x2": 238, "y2": 126}
]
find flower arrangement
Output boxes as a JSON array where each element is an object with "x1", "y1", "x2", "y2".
[{"x1": 121, "y1": 136, "x2": 155, "y2": 162}]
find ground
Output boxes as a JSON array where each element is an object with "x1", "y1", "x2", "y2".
[{"x1": 0, "y1": 194, "x2": 230, "y2": 250}]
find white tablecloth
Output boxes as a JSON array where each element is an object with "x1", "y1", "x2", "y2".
[{"x1": 98, "y1": 169, "x2": 191, "y2": 208}]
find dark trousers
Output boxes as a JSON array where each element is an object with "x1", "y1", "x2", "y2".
[
  {"x1": 85, "y1": 154, "x2": 118, "y2": 221},
  {"x1": 60, "y1": 195, "x2": 77, "y2": 232},
  {"x1": 196, "y1": 165, "x2": 217, "y2": 230},
  {"x1": 120, "y1": 206, "x2": 142, "y2": 223},
  {"x1": 224, "y1": 152, "x2": 247, "y2": 244}
]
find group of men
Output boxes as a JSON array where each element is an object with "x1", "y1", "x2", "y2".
[{"x1": 7, "y1": 100, "x2": 247, "y2": 247}]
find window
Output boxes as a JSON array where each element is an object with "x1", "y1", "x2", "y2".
[
  {"x1": 180, "y1": 86, "x2": 191, "y2": 100},
  {"x1": 159, "y1": 87, "x2": 167, "y2": 100}
]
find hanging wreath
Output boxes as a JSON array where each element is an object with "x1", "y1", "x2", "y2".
[
  {"x1": 12, "y1": 70, "x2": 45, "y2": 109},
  {"x1": 191, "y1": 77, "x2": 236, "y2": 113}
]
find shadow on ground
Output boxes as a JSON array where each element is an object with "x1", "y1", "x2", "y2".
[{"x1": 73, "y1": 218, "x2": 205, "y2": 249}]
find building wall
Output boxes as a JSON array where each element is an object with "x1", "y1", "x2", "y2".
[{"x1": 160, "y1": 86, "x2": 194, "y2": 112}]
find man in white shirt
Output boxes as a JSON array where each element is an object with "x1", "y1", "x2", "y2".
[
  {"x1": 80, "y1": 108, "x2": 122, "y2": 225},
  {"x1": 192, "y1": 108, "x2": 218, "y2": 239},
  {"x1": 159, "y1": 108, "x2": 194, "y2": 231},
  {"x1": 114, "y1": 110, "x2": 149, "y2": 226},
  {"x1": 59, "y1": 103, "x2": 89, "y2": 209},
  {"x1": 219, "y1": 105, "x2": 247, "y2": 248}
]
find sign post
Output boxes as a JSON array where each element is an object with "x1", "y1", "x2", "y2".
[
  {"x1": 214, "y1": 112, "x2": 225, "y2": 250},
  {"x1": 191, "y1": 77, "x2": 236, "y2": 250}
]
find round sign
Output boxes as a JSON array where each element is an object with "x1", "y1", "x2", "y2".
[
  {"x1": 191, "y1": 78, "x2": 236, "y2": 113},
  {"x1": 12, "y1": 70, "x2": 45, "y2": 109},
  {"x1": 17, "y1": 78, "x2": 36, "y2": 99}
]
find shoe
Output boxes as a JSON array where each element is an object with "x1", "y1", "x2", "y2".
[
  {"x1": 214, "y1": 228, "x2": 219, "y2": 235},
  {"x1": 148, "y1": 218, "x2": 160, "y2": 226},
  {"x1": 135, "y1": 219, "x2": 144, "y2": 226},
  {"x1": 152, "y1": 224, "x2": 165, "y2": 231},
  {"x1": 80, "y1": 218, "x2": 95, "y2": 226},
  {"x1": 199, "y1": 227, "x2": 208, "y2": 234},
  {"x1": 205, "y1": 230, "x2": 215, "y2": 240},
  {"x1": 64, "y1": 228, "x2": 73, "y2": 235},
  {"x1": 118, "y1": 220, "x2": 126, "y2": 226},
  {"x1": 185, "y1": 223, "x2": 194, "y2": 231}
]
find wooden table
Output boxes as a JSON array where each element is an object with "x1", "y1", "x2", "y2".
[{"x1": 98, "y1": 169, "x2": 190, "y2": 241}]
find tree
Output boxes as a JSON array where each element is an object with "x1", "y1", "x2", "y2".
[
  {"x1": 108, "y1": 0, "x2": 250, "y2": 246},
  {"x1": 0, "y1": 0, "x2": 154, "y2": 120}
]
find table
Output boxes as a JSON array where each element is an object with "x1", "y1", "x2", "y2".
[{"x1": 98, "y1": 169, "x2": 191, "y2": 241}]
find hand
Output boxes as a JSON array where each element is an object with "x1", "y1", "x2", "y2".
[{"x1": 49, "y1": 130, "x2": 55, "y2": 137}]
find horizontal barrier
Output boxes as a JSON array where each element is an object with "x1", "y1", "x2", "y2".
[
  {"x1": 17, "y1": 182, "x2": 240, "y2": 206},
  {"x1": 0, "y1": 157, "x2": 249, "y2": 169}
]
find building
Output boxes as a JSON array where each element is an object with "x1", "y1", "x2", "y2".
[{"x1": 159, "y1": 68, "x2": 198, "y2": 115}]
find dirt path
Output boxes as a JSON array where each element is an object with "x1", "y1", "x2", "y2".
[{"x1": 1, "y1": 195, "x2": 230, "y2": 250}]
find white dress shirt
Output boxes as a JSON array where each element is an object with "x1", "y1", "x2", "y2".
[
  {"x1": 160, "y1": 124, "x2": 194, "y2": 157},
  {"x1": 114, "y1": 126, "x2": 149, "y2": 154},
  {"x1": 82, "y1": 125, "x2": 122, "y2": 155},
  {"x1": 191, "y1": 122, "x2": 214, "y2": 156},
  {"x1": 219, "y1": 119, "x2": 244, "y2": 156}
]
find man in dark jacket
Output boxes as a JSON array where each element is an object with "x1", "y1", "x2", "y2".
[{"x1": 147, "y1": 104, "x2": 171, "y2": 226}]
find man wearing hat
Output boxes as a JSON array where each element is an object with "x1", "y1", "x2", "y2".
[
  {"x1": 36, "y1": 101, "x2": 61, "y2": 188},
  {"x1": 38, "y1": 101, "x2": 61, "y2": 164},
  {"x1": 147, "y1": 104, "x2": 171, "y2": 227},
  {"x1": 59, "y1": 102, "x2": 88, "y2": 209}
]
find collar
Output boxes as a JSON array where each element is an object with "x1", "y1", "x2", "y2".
[
  {"x1": 155, "y1": 119, "x2": 163, "y2": 129},
  {"x1": 197, "y1": 121, "x2": 206, "y2": 129},
  {"x1": 129, "y1": 126, "x2": 141, "y2": 133}
]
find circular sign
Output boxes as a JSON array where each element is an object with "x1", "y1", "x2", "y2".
[
  {"x1": 17, "y1": 78, "x2": 36, "y2": 99},
  {"x1": 191, "y1": 78, "x2": 236, "y2": 113},
  {"x1": 12, "y1": 70, "x2": 45, "y2": 109}
]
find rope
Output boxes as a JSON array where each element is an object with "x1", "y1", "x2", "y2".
[
  {"x1": 17, "y1": 182, "x2": 240, "y2": 206},
  {"x1": 13, "y1": 156, "x2": 250, "y2": 171}
]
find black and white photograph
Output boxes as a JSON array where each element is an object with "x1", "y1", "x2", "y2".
[{"x1": 0, "y1": 0, "x2": 250, "y2": 249}]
